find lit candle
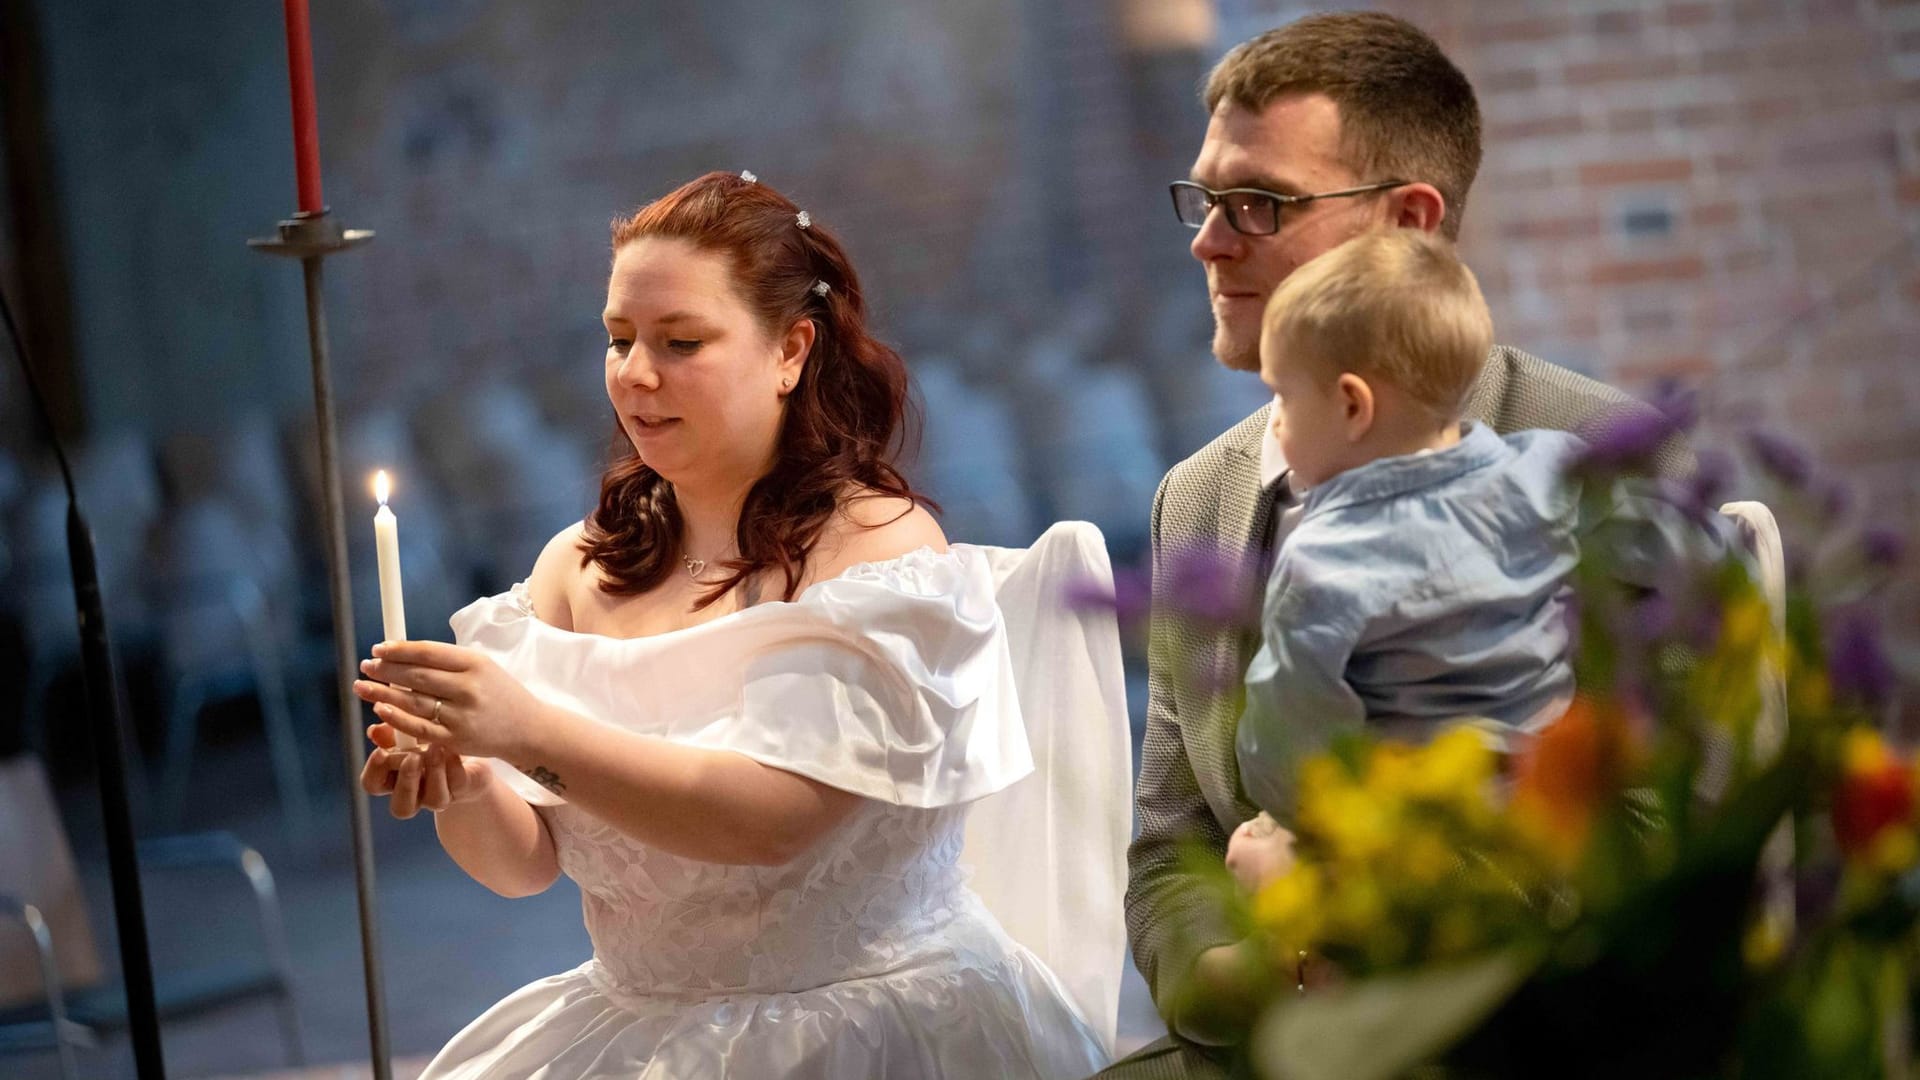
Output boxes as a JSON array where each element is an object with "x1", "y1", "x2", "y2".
[
  {"x1": 373, "y1": 471, "x2": 416, "y2": 749},
  {"x1": 280, "y1": 0, "x2": 324, "y2": 212}
]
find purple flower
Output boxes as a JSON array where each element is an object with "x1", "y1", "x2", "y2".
[
  {"x1": 1065, "y1": 546, "x2": 1265, "y2": 630},
  {"x1": 1744, "y1": 430, "x2": 1814, "y2": 491},
  {"x1": 1685, "y1": 449, "x2": 1733, "y2": 513},
  {"x1": 1826, "y1": 606, "x2": 1897, "y2": 709},
  {"x1": 1164, "y1": 547, "x2": 1262, "y2": 626},
  {"x1": 1573, "y1": 380, "x2": 1698, "y2": 474},
  {"x1": 1817, "y1": 481, "x2": 1853, "y2": 520},
  {"x1": 1861, "y1": 526, "x2": 1906, "y2": 571},
  {"x1": 1575, "y1": 407, "x2": 1681, "y2": 474},
  {"x1": 1645, "y1": 579, "x2": 1725, "y2": 654},
  {"x1": 1063, "y1": 565, "x2": 1150, "y2": 626},
  {"x1": 1630, "y1": 593, "x2": 1676, "y2": 640},
  {"x1": 1649, "y1": 379, "x2": 1702, "y2": 432}
]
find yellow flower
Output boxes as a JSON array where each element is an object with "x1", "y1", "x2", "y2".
[
  {"x1": 1431, "y1": 907, "x2": 1483, "y2": 960},
  {"x1": 1366, "y1": 743, "x2": 1418, "y2": 797},
  {"x1": 1788, "y1": 653, "x2": 1832, "y2": 717},
  {"x1": 1328, "y1": 873, "x2": 1389, "y2": 940},
  {"x1": 1403, "y1": 727, "x2": 1499, "y2": 809},
  {"x1": 1720, "y1": 590, "x2": 1771, "y2": 656},
  {"x1": 1864, "y1": 828, "x2": 1919, "y2": 876},
  {"x1": 1742, "y1": 910, "x2": 1788, "y2": 969},
  {"x1": 1252, "y1": 864, "x2": 1325, "y2": 946},
  {"x1": 1314, "y1": 787, "x2": 1396, "y2": 862},
  {"x1": 1842, "y1": 726, "x2": 1895, "y2": 774},
  {"x1": 1396, "y1": 827, "x2": 1459, "y2": 888}
]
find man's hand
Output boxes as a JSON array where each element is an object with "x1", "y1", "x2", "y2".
[
  {"x1": 1226, "y1": 811, "x2": 1296, "y2": 893},
  {"x1": 1173, "y1": 939, "x2": 1270, "y2": 1046}
]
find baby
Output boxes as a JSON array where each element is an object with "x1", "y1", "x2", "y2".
[{"x1": 1225, "y1": 229, "x2": 1589, "y2": 891}]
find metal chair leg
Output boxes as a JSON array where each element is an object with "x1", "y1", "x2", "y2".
[
  {"x1": 1, "y1": 896, "x2": 95, "y2": 1080},
  {"x1": 237, "y1": 847, "x2": 307, "y2": 1065}
]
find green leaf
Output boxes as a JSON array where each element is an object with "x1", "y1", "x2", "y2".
[{"x1": 1252, "y1": 949, "x2": 1540, "y2": 1080}]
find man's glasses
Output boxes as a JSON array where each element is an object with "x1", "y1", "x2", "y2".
[{"x1": 1169, "y1": 179, "x2": 1408, "y2": 236}]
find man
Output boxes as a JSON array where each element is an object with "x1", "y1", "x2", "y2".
[{"x1": 1107, "y1": 12, "x2": 1678, "y2": 1077}]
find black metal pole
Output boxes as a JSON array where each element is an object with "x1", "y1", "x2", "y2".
[
  {"x1": 250, "y1": 211, "x2": 388, "y2": 1080},
  {"x1": 1, "y1": 281, "x2": 168, "y2": 1079},
  {"x1": 68, "y1": 505, "x2": 166, "y2": 1078}
]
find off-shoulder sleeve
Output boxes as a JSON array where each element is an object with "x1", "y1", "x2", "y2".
[{"x1": 451, "y1": 547, "x2": 1034, "y2": 809}]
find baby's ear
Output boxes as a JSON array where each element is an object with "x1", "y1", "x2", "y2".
[
  {"x1": 1337, "y1": 373, "x2": 1376, "y2": 438},
  {"x1": 1344, "y1": 368, "x2": 1374, "y2": 420}
]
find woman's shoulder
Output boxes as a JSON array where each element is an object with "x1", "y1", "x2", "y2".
[
  {"x1": 805, "y1": 492, "x2": 948, "y2": 586},
  {"x1": 525, "y1": 521, "x2": 589, "y2": 630}
]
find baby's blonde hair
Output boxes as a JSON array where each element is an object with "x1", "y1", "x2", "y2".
[{"x1": 1261, "y1": 229, "x2": 1492, "y2": 420}]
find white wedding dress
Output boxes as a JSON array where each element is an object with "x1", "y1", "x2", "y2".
[{"x1": 417, "y1": 523, "x2": 1130, "y2": 1079}]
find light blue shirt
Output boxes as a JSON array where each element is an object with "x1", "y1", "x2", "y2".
[{"x1": 1238, "y1": 422, "x2": 1586, "y2": 817}]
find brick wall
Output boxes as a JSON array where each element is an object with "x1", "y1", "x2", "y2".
[
  {"x1": 307, "y1": 0, "x2": 1052, "y2": 412},
  {"x1": 1454, "y1": 0, "x2": 1920, "y2": 711}
]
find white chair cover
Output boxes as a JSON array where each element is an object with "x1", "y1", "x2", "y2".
[
  {"x1": 1719, "y1": 501, "x2": 1787, "y2": 758},
  {"x1": 1719, "y1": 499, "x2": 1792, "y2": 935},
  {"x1": 962, "y1": 521, "x2": 1132, "y2": 1056}
]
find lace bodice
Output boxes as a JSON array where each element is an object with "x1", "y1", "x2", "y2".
[{"x1": 543, "y1": 796, "x2": 1001, "y2": 998}]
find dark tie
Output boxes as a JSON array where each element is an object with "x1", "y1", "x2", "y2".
[
  {"x1": 1250, "y1": 468, "x2": 1294, "y2": 558},
  {"x1": 1235, "y1": 467, "x2": 1297, "y2": 673}
]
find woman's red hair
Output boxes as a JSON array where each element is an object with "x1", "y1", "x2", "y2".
[{"x1": 579, "y1": 171, "x2": 926, "y2": 606}]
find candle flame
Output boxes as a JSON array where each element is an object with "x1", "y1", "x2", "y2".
[{"x1": 373, "y1": 470, "x2": 391, "y2": 506}]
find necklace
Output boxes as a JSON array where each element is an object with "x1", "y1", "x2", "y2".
[{"x1": 681, "y1": 544, "x2": 735, "y2": 580}]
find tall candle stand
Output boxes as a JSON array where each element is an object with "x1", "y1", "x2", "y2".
[{"x1": 247, "y1": 210, "x2": 392, "y2": 1080}]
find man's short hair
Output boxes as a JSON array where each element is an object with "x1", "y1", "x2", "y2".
[
  {"x1": 1206, "y1": 12, "x2": 1482, "y2": 241},
  {"x1": 1261, "y1": 229, "x2": 1493, "y2": 420}
]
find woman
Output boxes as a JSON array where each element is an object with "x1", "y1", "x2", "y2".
[{"x1": 353, "y1": 171, "x2": 1112, "y2": 1078}]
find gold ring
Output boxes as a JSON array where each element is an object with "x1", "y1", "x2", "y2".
[{"x1": 432, "y1": 697, "x2": 444, "y2": 722}]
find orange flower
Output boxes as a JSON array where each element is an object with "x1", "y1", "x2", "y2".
[
  {"x1": 1832, "y1": 728, "x2": 1915, "y2": 862},
  {"x1": 1510, "y1": 698, "x2": 1635, "y2": 867}
]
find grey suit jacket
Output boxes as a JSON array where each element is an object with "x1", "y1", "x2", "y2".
[{"x1": 1115, "y1": 345, "x2": 1680, "y2": 1076}]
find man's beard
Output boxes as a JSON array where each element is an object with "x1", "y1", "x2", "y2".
[{"x1": 1211, "y1": 315, "x2": 1261, "y2": 373}]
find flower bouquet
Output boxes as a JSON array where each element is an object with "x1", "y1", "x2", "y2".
[{"x1": 1127, "y1": 401, "x2": 1917, "y2": 1078}]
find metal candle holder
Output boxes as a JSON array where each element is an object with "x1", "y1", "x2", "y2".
[{"x1": 247, "y1": 209, "x2": 394, "y2": 1080}]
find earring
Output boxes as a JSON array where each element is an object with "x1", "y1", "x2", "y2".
[{"x1": 781, "y1": 376, "x2": 793, "y2": 391}]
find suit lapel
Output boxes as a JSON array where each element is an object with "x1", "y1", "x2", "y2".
[
  {"x1": 1204, "y1": 409, "x2": 1283, "y2": 821},
  {"x1": 1218, "y1": 404, "x2": 1273, "y2": 562}
]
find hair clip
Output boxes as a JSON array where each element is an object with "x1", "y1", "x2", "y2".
[
  {"x1": 740, "y1": 170, "x2": 757, "y2": 183},
  {"x1": 796, "y1": 210, "x2": 812, "y2": 230},
  {"x1": 811, "y1": 279, "x2": 831, "y2": 297}
]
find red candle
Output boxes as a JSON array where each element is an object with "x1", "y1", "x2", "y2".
[{"x1": 281, "y1": 0, "x2": 324, "y2": 212}]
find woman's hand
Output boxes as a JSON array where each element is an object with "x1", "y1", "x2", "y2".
[
  {"x1": 360, "y1": 723, "x2": 495, "y2": 819},
  {"x1": 352, "y1": 640, "x2": 546, "y2": 760}
]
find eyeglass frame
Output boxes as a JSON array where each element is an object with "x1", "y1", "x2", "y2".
[{"x1": 1169, "y1": 178, "x2": 1410, "y2": 236}]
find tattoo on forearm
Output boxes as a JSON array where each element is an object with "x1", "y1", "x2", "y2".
[{"x1": 523, "y1": 766, "x2": 567, "y2": 795}]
